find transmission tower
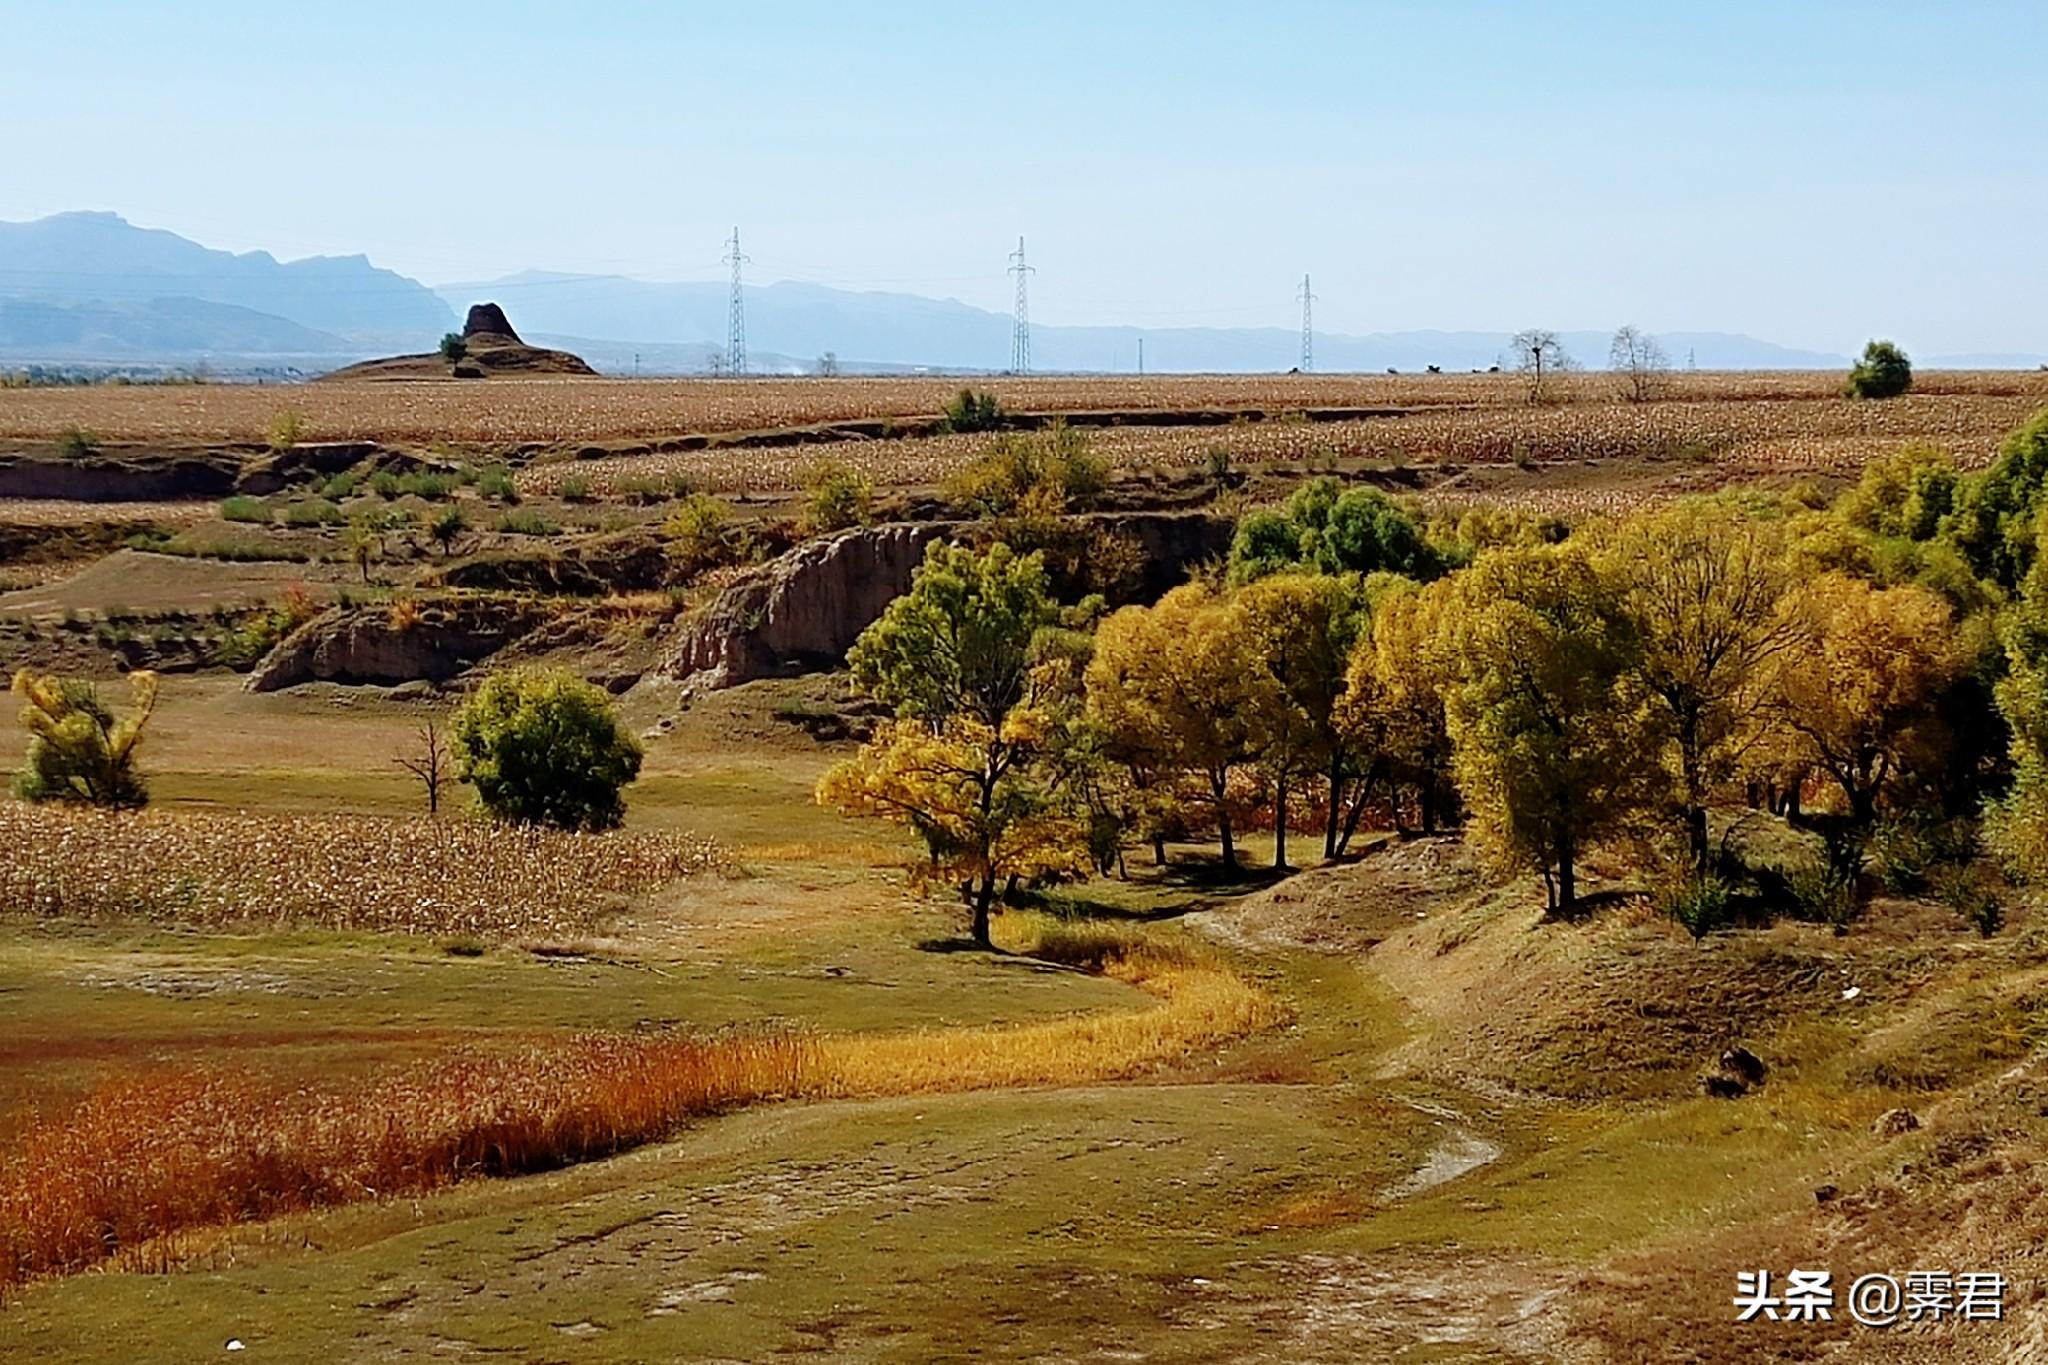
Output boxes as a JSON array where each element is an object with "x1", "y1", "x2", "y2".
[
  {"x1": 723, "y1": 226, "x2": 749, "y2": 377},
  {"x1": 1297, "y1": 274, "x2": 1316, "y2": 372},
  {"x1": 1008, "y1": 236, "x2": 1035, "y2": 374}
]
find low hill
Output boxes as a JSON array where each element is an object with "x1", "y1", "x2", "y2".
[{"x1": 322, "y1": 303, "x2": 597, "y2": 381}]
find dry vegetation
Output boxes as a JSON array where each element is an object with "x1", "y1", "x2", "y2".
[
  {"x1": 2, "y1": 370, "x2": 2041, "y2": 447},
  {"x1": 0, "y1": 806, "x2": 728, "y2": 938},
  {"x1": 516, "y1": 383, "x2": 2048, "y2": 499},
  {"x1": 0, "y1": 915, "x2": 1275, "y2": 1297}
]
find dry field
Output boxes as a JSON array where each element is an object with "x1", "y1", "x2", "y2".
[
  {"x1": 519, "y1": 386, "x2": 2048, "y2": 498},
  {"x1": 0, "y1": 806, "x2": 729, "y2": 938},
  {"x1": 2, "y1": 370, "x2": 2042, "y2": 447}
]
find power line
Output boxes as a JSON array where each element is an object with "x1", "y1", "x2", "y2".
[
  {"x1": 723, "y1": 226, "x2": 748, "y2": 377},
  {"x1": 1008, "y1": 236, "x2": 1034, "y2": 374},
  {"x1": 1297, "y1": 273, "x2": 1316, "y2": 372}
]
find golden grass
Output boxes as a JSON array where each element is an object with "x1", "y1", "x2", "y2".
[
  {"x1": 0, "y1": 805, "x2": 728, "y2": 938},
  {"x1": 0, "y1": 915, "x2": 1278, "y2": 1296},
  {"x1": 0, "y1": 1031, "x2": 813, "y2": 1292},
  {"x1": 3, "y1": 371, "x2": 2040, "y2": 447},
  {"x1": 818, "y1": 917, "x2": 1284, "y2": 1095}
]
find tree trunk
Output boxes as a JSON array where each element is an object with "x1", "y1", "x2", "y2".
[
  {"x1": 1679, "y1": 712, "x2": 1709, "y2": 875},
  {"x1": 970, "y1": 874, "x2": 996, "y2": 948},
  {"x1": 1273, "y1": 774, "x2": 1290, "y2": 871},
  {"x1": 1420, "y1": 779, "x2": 1437, "y2": 835},
  {"x1": 1152, "y1": 834, "x2": 1167, "y2": 866},
  {"x1": 1211, "y1": 770, "x2": 1238, "y2": 872},
  {"x1": 1323, "y1": 758, "x2": 1344, "y2": 860},
  {"x1": 1556, "y1": 830, "x2": 1577, "y2": 912}
]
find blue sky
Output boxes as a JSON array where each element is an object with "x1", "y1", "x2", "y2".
[{"x1": 3, "y1": 1, "x2": 2042, "y2": 354}]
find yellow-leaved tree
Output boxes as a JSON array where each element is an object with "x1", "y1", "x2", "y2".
[
  {"x1": 11, "y1": 668, "x2": 159, "y2": 808},
  {"x1": 1596, "y1": 501, "x2": 1800, "y2": 875},
  {"x1": 1086, "y1": 583, "x2": 1273, "y2": 873},
  {"x1": 818, "y1": 541, "x2": 1090, "y2": 947},
  {"x1": 1432, "y1": 544, "x2": 1664, "y2": 914}
]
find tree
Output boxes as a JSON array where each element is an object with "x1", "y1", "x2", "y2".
[
  {"x1": 1608, "y1": 325, "x2": 1669, "y2": 403},
  {"x1": 1845, "y1": 339, "x2": 1913, "y2": 400},
  {"x1": 1510, "y1": 329, "x2": 1573, "y2": 404},
  {"x1": 1770, "y1": 575, "x2": 1968, "y2": 856},
  {"x1": 820, "y1": 715, "x2": 1091, "y2": 945},
  {"x1": 1227, "y1": 478, "x2": 1434, "y2": 584},
  {"x1": 1337, "y1": 575, "x2": 1459, "y2": 844},
  {"x1": 1597, "y1": 503, "x2": 1800, "y2": 874},
  {"x1": 1989, "y1": 521, "x2": 2048, "y2": 879},
  {"x1": 394, "y1": 720, "x2": 450, "y2": 816},
  {"x1": 1434, "y1": 545, "x2": 1661, "y2": 913},
  {"x1": 848, "y1": 541, "x2": 1060, "y2": 730},
  {"x1": 11, "y1": 668, "x2": 157, "y2": 808},
  {"x1": 439, "y1": 333, "x2": 467, "y2": 363},
  {"x1": 429, "y1": 505, "x2": 468, "y2": 558},
  {"x1": 343, "y1": 517, "x2": 381, "y2": 584},
  {"x1": 450, "y1": 670, "x2": 643, "y2": 831},
  {"x1": 827, "y1": 542, "x2": 1087, "y2": 945},
  {"x1": 1087, "y1": 584, "x2": 1269, "y2": 873},
  {"x1": 1233, "y1": 572, "x2": 1366, "y2": 868},
  {"x1": 817, "y1": 352, "x2": 840, "y2": 377}
]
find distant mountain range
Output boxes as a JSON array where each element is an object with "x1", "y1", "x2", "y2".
[{"x1": 1, "y1": 213, "x2": 2039, "y2": 374}]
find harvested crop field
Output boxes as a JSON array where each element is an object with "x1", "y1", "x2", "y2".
[
  {"x1": 4, "y1": 370, "x2": 2043, "y2": 448},
  {"x1": 0, "y1": 806, "x2": 729, "y2": 938}
]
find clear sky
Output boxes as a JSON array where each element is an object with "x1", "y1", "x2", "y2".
[{"x1": 4, "y1": 1, "x2": 2042, "y2": 355}]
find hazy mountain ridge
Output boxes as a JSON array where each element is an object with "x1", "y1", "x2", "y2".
[
  {"x1": 0, "y1": 212, "x2": 454, "y2": 341},
  {"x1": 1, "y1": 214, "x2": 2036, "y2": 373}
]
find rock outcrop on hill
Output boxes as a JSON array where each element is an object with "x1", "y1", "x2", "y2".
[
  {"x1": 246, "y1": 598, "x2": 544, "y2": 692},
  {"x1": 662, "y1": 512, "x2": 1233, "y2": 691},
  {"x1": 321, "y1": 302, "x2": 596, "y2": 381}
]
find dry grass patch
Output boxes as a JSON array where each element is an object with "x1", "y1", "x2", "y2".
[{"x1": 0, "y1": 806, "x2": 728, "y2": 938}]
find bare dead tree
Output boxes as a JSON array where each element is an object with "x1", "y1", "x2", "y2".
[
  {"x1": 394, "y1": 720, "x2": 450, "y2": 816},
  {"x1": 1510, "y1": 329, "x2": 1573, "y2": 404},
  {"x1": 1609, "y1": 324, "x2": 1671, "y2": 403}
]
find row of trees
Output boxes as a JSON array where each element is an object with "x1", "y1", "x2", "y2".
[{"x1": 823, "y1": 410, "x2": 2048, "y2": 942}]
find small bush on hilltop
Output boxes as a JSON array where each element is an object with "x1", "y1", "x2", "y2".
[
  {"x1": 451, "y1": 669, "x2": 643, "y2": 831},
  {"x1": 1845, "y1": 339, "x2": 1913, "y2": 400},
  {"x1": 439, "y1": 332, "x2": 467, "y2": 362},
  {"x1": 10, "y1": 669, "x2": 158, "y2": 809}
]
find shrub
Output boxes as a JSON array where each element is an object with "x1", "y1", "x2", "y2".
[
  {"x1": 476, "y1": 467, "x2": 518, "y2": 503},
  {"x1": 1934, "y1": 866, "x2": 2004, "y2": 937},
  {"x1": 662, "y1": 494, "x2": 747, "y2": 576},
  {"x1": 319, "y1": 470, "x2": 359, "y2": 500},
  {"x1": 219, "y1": 495, "x2": 267, "y2": 524},
  {"x1": 368, "y1": 471, "x2": 402, "y2": 499},
  {"x1": 1661, "y1": 874, "x2": 1733, "y2": 940},
  {"x1": 497, "y1": 509, "x2": 559, "y2": 537},
  {"x1": 10, "y1": 669, "x2": 157, "y2": 808},
  {"x1": 619, "y1": 475, "x2": 674, "y2": 506},
  {"x1": 1845, "y1": 339, "x2": 1913, "y2": 400},
  {"x1": 450, "y1": 670, "x2": 644, "y2": 831},
  {"x1": 1784, "y1": 861, "x2": 1859, "y2": 928},
  {"x1": 280, "y1": 498, "x2": 343, "y2": 528},
  {"x1": 940, "y1": 387, "x2": 1005, "y2": 434},
  {"x1": 942, "y1": 425, "x2": 1107, "y2": 519},
  {"x1": 1869, "y1": 817, "x2": 1937, "y2": 893},
  {"x1": 266, "y1": 409, "x2": 304, "y2": 451},
  {"x1": 560, "y1": 475, "x2": 594, "y2": 503},
  {"x1": 439, "y1": 332, "x2": 467, "y2": 362},
  {"x1": 400, "y1": 471, "x2": 455, "y2": 501},
  {"x1": 429, "y1": 505, "x2": 468, "y2": 556},
  {"x1": 54, "y1": 427, "x2": 97, "y2": 460},
  {"x1": 800, "y1": 458, "x2": 874, "y2": 535}
]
